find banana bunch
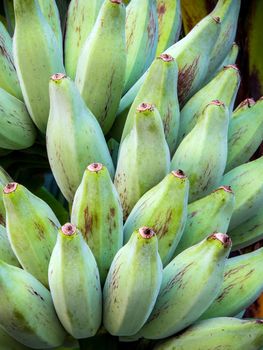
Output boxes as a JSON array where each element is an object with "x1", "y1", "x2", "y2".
[{"x1": 0, "y1": 0, "x2": 262, "y2": 349}]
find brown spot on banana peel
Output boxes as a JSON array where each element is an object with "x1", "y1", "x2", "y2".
[
  {"x1": 147, "y1": 6, "x2": 158, "y2": 52},
  {"x1": 207, "y1": 233, "x2": 232, "y2": 248},
  {"x1": 3, "y1": 182, "x2": 18, "y2": 194},
  {"x1": 62, "y1": 223, "x2": 76, "y2": 236},
  {"x1": 178, "y1": 56, "x2": 200, "y2": 106}
]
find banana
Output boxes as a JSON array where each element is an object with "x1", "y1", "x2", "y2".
[
  {"x1": 121, "y1": 54, "x2": 179, "y2": 154},
  {"x1": 3, "y1": 182, "x2": 60, "y2": 287},
  {"x1": 0, "y1": 327, "x2": 31, "y2": 350},
  {"x1": 0, "y1": 260, "x2": 66, "y2": 348},
  {"x1": 123, "y1": 170, "x2": 189, "y2": 266},
  {"x1": 175, "y1": 186, "x2": 235, "y2": 255},
  {"x1": 75, "y1": 0, "x2": 126, "y2": 134},
  {"x1": 220, "y1": 156, "x2": 263, "y2": 230},
  {"x1": 0, "y1": 22, "x2": 23, "y2": 100},
  {"x1": 107, "y1": 138, "x2": 119, "y2": 169},
  {"x1": 200, "y1": 247, "x2": 263, "y2": 320},
  {"x1": 13, "y1": 0, "x2": 65, "y2": 133},
  {"x1": 226, "y1": 97, "x2": 263, "y2": 172},
  {"x1": 46, "y1": 74, "x2": 114, "y2": 204},
  {"x1": 171, "y1": 101, "x2": 229, "y2": 202},
  {"x1": 71, "y1": 163, "x2": 123, "y2": 284},
  {"x1": 103, "y1": 227, "x2": 162, "y2": 336},
  {"x1": 64, "y1": 0, "x2": 104, "y2": 79},
  {"x1": 178, "y1": 64, "x2": 240, "y2": 144},
  {"x1": 156, "y1": 0, "x2": 181, "y2": 56},
  {"x1": 0, "y1": 88, "x2": 36, "y2": 150},
  {"x1": 114, "y1": 103, "x2": 170, "y2": 219},
  {"x1": 139, "y1": 233, "x2": 232, "y2": 339},
  {"x1": 123, "y1": 0, "x2": 158, "y2": 93},
  {"x1": 48, "y1": 223, "x2": 102, "y2": 339},
  {"x1": 3, "y1": 0, "x2": 15, "y2": 36},
  {"x1": 154, "y1": 318, "x2": 263, "y2": 350},
  {"x1": 0, "y1": 224, "x2": 20, "y2": 267},
  {"x1": 0, "y1": 166, "x2": 12, "y2": 226}
]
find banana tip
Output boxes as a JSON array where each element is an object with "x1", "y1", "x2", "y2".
[
  {"x1": 218, "y1": 185, "x2": 233, "y2": 193},
  {"x1": 139, "y1": 227, "x2": 155, "y2": 239},
  {"x1": 137, "y1": 103, "x2": 154, "y2": 112},
  {"x1": 159, "y1": 54, "x2": 174, "y2": 62},
  {"x1": 110, "y1": 0, "x2": 122, "y2": 3},
  {"x1": 51, "y1": 73, "x2": 67, "y2": 82},
  {"x1": 224, "y1": 64, "x2": 239, "y2": 72},
  {"x1": 3, "y1": 182, "x2": 18, "y2": 194},
  {"x1": 212, "y1": 16, "x2": 221, "y2": 23},
  {"x1": 62, "y1": 223, "x2": 76, "y2": 236},
  {"x1": 210, "y1": 100, "x2": 225, "y2": 106},
  {"x1": 209, "y1": 233, "x2": 232, "y2": 248},
  {"x1": 87, "y1": 163, "x2": 103, "y2": 172},
  {"x1": 171, "y1": 169, "x2": 187, "y2": 179}
]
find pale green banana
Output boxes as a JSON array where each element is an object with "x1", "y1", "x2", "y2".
[
  {"x1": 124, "y1": 170, "x2": 189, "y2": 266},
  {"x1": 0, "y1": 260, "x2": 66, "y2": 348},
  {"x1": 175, "y1": 186, "x2": 235, "y2": 255},
  {"x1": 3, "y1": 182, "x2": 60, "y2": 287},
  {"x1": 71, "y1": 163, "x2": 123, "y2": 284},
  {"x1": 0, "y1": 224, "x2": 20, "y2": 267},
  {"x1": 114, "y1": 103, "x2": 170, "y2": 219},
  {"x1": 48, "y1": 223, "x2": 102, "y2": 339},
  {"x1": 221, "y1": 156, "x2": 263, "y2": 230},
  {"x1": 171, "y1": 101, "x2": 229, "y2": 202},
  {"x1": 0, "y1": 327, "x2": 31, "y2": 350},
  {"x1": 103, "y1": 227, "x2": 162, "y2": 336},
  {"x1": 47, "y1": 74, "x2": 114, "y2": 204},
  {"x1": 178, "y1": 64, "x2": 240, "y2": 143},
  {"x1": 0, "y1": 88, "x2": 36, "y2": 150},
  {"x1": 13, "y1": 0, "x2": 65, "y2": 133},
  {"x1": 156, "y1": 0, "x2": 182, "y2": 56},
  {"x1": 0, "y1": 22, "x2": 23, "y2": 100},
  {"x1": 226, "y1": 97, "x2": 263, "y2": 172},
  {"x1": 154, "y1": 318, "x2": 263, "y2": 350},
  {"x1": 121, "y1": 54, "x2": 180, "y2": 154},
  {"x1": 3, "y1": 0, "x2": 15, "y2": 36},
  {"x1": 200, "y1": 247, "x2": 263, "y2": 320},
  {"x1": 139, "y1": 233, "x2": 232, "y2": 339},
  {"x1": 75, "y1": 0, "x2": 126, "y2": 134},
  {"x1": 0, "y1": 166, "x2": 13, "y2": 226},
  {"x1": 124, "y1": 0, "x2": 158, "y2": 92},
  {"x1": 65, "y1": 0, "x2": 104, "y2": 79}
]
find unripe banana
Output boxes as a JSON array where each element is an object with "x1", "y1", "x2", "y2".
[
  {"x1": 0, "y1": 260, "x2": 66, "y2": 348},
  {"x1": 3, "y1": 182, "x2": 60, "y2": 287},
  {"x1": 71, "y1": 163, "x2": 123, "y2": 284},
  {"x1": 154, "y1": 318, "x2": 263, "y2": 350},
  {"x1": 75, "y1": 0, "x2": 126, "y2": 134},
  {"x1": 107, "y1": 138, "x2": 119, "y2": 169},
  {"x1": 103, "y1": 227, "x2": 162, "y2": 336},
  {"x1": 3, "y1": 0, "x2": 15, "y2": 36},
  {"x1": 175, "y1": 186, "x2": 235, "y2": 255},
  {"x1": 0, "y1": 166, "x2": 12, "y2": 226},
  {"x1": 0, "y1": 327, "x2": 31, "y2": 350},
  {"x1": 0, "y1": 22, "x2": 22, "y2": 100},
  {"x1": 178, "y1": 64, "x2": 240, "y2": 143},
  {"x1": 139, "y1": 233, "x2": 232, "y2": 339},
  {"x1": 47, "y1": 74, "x2": 114, "y2": 204},
  {"x1": 221, "y1": 156, "x2": 263, "y2": 230},
  {"x1": 65, "y1": 0, "x2": 104, "y2": 79},
  {"x1": 171, "y1": 101, "x2": 229, "y2": 202},
  {"x1": 200, "y1": 247, "x2": 263, "y2": 320},
  {"x1": 0, "y1": 88, "x2": 36, "y2": 150},
  {"x1": 0, "y1": 224, "x2": 20, "y2": 267},
  {"x1": 156, "y1": 0, "x2": 181, "y2": 56},
  {"x1": 226, "y1": 97, "x2": 263, "y2": 172},
  {"x1": 114, "y1": 103, "x2": 170, "y2": 219},
  {"x1": 121, "y1": 54, "x2": 180, "y2": 154},
  {"x1": 13, "y1": 0, "x2": 65, "y2": 133},
  {"x1": 124, "y1": 0, "x2": 158, "y2": 93},
  {"x1": 49, "y1": 223, "x2": 102, "y2": 339},
  {"x1": 124, "y1": 170, "x2": 189, "y2": 266}
]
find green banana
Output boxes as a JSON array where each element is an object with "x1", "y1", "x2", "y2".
[
  {"x1": 229, "y1": 206, "x2": 263, "y2": 251},
  {"x1": 0, "y1": 260, "x2": 66, "y2": 348},
  {"x1": 107, "y1": 138, "x2": 119, "y2": 169},
  {"x1": 0, "y1": 327, "x2": 31, "y2": 350},
  {"x1": 13, "y1": 0, "x2": 65, "y2": 133},
  {"x1": 103, "y1": 227, "x2": 162, "y2": 336},
  {"x1": 64, "y1": 0, "x2": 104, "y2": 79},
  {"x1": 139, "y1": 233, "x2": 232, "y2": 339},
  {"x1": 114, "y1": 103, "x2": 170, "y2": 219},
  {"x1": 48, "y1": 223, "x2": 102, "y2": 339},
  {"x1": 211, "y1": 41, "x2": 239, "y2": 80},
  {"x1": 154, "y1": 318, "x2": 263, "y2": 350},
  {"x1": 0, "y1": 224, "x2": 20, "y2": 267},
  {"x1": 156, "y1": 0, "x2": 181, "y2": 56},
  {"x1": 226, "y1": 97, "x2": 263, "y2": 172},
  {"x1": 178, "y1": 64, "x2": 240, "y2": 143},
  {"x1": 71, "y1": 163, "x2": 123, "y2": 284},
  {"x1": 200, "y1": 247, "x2": 263, "y2": 320},
  {"x1": 3, "y1": 182, "x2": 60, "y2": 287},
  {"x1": 121, "y1": 54, "x2": 180, "y2": 154},
  {"x1": 75, "y1": 0, "x2": 126, "y2": 134},
  {"x1": 123, "y1": 170, "x2": 189, "y2": 266},
  {"x1": 123, "y1": 0, "x2": 158, "y2": 93},
  {"x1": 171, "y1": 101, "x2": 229, "y2": 202},
  {"x1": 175, "y1": 185, "x2": 235, "y2": 255},
  {"x1": 46, "y1": 74, "x2": 114, "y2": 204},
  {"x1": 0, "y1": 166, "x2": 13, "y2": 226},
  {"x1": 220, "y1": 156, "x2": 263, "y2": 230},
  {"x1": 0, "y1": 22, "x2": 23, "y2": 100},
  {"x1": 0, "y1": 88, "x2": 36, "y2": 150},
  {"x1": 3, "y1": 0, "x2": 15, "y2": 36}
]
